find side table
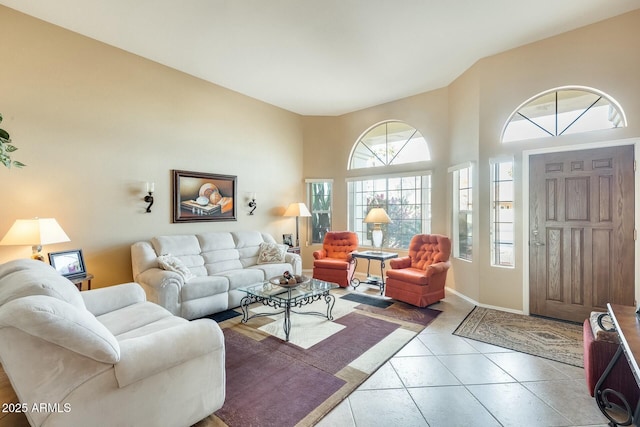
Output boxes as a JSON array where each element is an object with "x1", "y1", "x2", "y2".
[
  {"x1": 350, "y1": 250, "x2": 398, "y2": 295},
  {"x1": 287, "y1": 246, "x2": 301, "y2": 255},
  {"x1": 69, "y1": 273, "x2": 94, "y2": 291}
]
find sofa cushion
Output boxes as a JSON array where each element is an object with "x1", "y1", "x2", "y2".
[
  {"x1": 157, "y1": 254, "x2": 195, "y2": 282},
  {"x1": 0, "y1": 268, "x2": 85, "y2": 309},
  {"x1": 257, "y1": 242, "x2": 287, "y2": 264},
  {"x1": 0, "y1": 295, "x2": 120, "y2": 363},
  {"x1": 314, "y1": 258, "x2": 353, "y2": 271},
  {"x1": 97, "y1": 302, "x2": 174, "y2": 336},
  {"x1": 386, "y1": 267, "x2": 429, "y2": 285},
  {"x1": 181, "y1": 276, "x2": 229, "y2": 301},
  {"x1": 216, "y1": 268, "x2": 264, "y2": 290},
  {"x1": 152, "y1": 235, "x2": 207, "y2": 276}
]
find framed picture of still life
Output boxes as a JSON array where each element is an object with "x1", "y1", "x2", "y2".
[{"x1": 172, "y1": 170, "x2": 237, "y2": 223}]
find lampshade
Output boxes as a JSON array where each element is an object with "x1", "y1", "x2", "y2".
[
  {"x1": 283, "y1": 202, "x2": 311, "y2": 217},
  {"x1": 363, "y1": 208, "x2": 391, "y2": 224},
  {"x1": 0, "y1": 218, "x2": 70, "y2": 261}
]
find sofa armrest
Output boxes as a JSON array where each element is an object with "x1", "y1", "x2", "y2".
[
  {"x1": 313, "y1": 249, "x2": 327, "y2": 260},
  {"x1": 390, "y1": 256, "x2": 411, "y2": 269},
  {"x1": 425, "y1": 261, "x2": 451, "y2": 278},
  {"x1": 114, "y1": 319, "x2": 224, "y2": 388},
  {"x1": 284, "y1": 252, "x2": 302, "y2": 275},
  {"x1": 82, "y1": 283, "x2": 147, "y2": 317}
]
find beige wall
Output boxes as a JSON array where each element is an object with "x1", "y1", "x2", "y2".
[
  {"x1": 303, "y1": 9, "x2": 640, "y2": 311},
  {"x1": 2, "y1": 6, "x2": 639, "y2": 311},
  {"x1": 301, "y1": 89, "x2": 450, "y2": 271},
  {"x1": 0, "y1": 7, "x2": 305, "y2": 287}
]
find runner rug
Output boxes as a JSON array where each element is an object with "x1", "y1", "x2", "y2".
[
  {"x1": 453, "y1": 306, "x2": 583, "y2": 367},
  {"x1": 194, "y1": 289, "x2": 440, "y2": 427}
]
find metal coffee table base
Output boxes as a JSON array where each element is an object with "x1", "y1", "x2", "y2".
[{"x1": 240, "y1": 291, "x2": 336, "y2": 342}]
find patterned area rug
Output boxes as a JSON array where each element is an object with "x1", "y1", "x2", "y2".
[
  {"x1": 196, "y1": 289, "x2": 440, "y2": 427},
  {"x1": 453, "y1": 306, "x2": 583, "y2": 367}
]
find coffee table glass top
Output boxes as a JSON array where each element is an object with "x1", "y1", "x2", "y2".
[{"x1": 238, "y1": 278, "x2": 338, "y2": 301}]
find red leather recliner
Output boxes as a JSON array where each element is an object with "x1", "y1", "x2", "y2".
[
  {"x1": 385, "y1": 234, "x2": 451, "y2": 307},
  {"x1": 312, "y1": 231, "x2": 358, "y2": 287}
]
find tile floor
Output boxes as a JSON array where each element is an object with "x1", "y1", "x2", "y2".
[{"x1": 316, "y1": 290, "x2": 610, "y2": 427}]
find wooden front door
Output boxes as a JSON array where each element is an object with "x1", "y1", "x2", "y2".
[{"x1": 529, "y1": 145, "x2": 635, "y2": 322}]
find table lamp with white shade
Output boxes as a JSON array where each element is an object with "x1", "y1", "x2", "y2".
[
  {"x1": 283, "y1": 202, "x2": 311, "y2": 247},
  {"x1": 0, "y1": 218, "x2": 70, "y2": 261},
  {"x1": 364, "y1": 207, "x2": 391, "y2": 252}
]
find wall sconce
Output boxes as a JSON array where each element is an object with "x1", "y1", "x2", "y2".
[
  {"x1": 144, "y1": 182, "x2": 154, "y2": 213},
  {"x1": 247, "y1": 192, "x2": 257, "y2": 215}
]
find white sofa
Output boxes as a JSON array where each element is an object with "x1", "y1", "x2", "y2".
[
  {"x1": 0, "y1": 259, "x2": 225, "y2": 427},
  {"x1": 131, "y1": 231, "x2": 302, "y2": 320}
]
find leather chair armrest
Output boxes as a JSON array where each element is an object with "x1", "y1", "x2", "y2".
[
  {"x1": 82, "y1": 282, "x2": 147, "y2": 317},
  {"x1": 313, "y1": 249, "x2": 327, "y2": 260},
  {"x1": 390, "y1": 256, "x2": 411, "y2": 269},
  {"x1": 425, "y1": 261, "x2": 451, "y2": 278},
  {"x1": 114, "y1": 319, "x2": 224, "y2": 388}
]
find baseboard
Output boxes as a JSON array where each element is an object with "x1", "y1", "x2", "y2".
[{"x1": 445, "y1": 286, "x2": 524, "y2": 315}]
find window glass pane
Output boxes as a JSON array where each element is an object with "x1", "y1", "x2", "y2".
[
  {"x1": 502, "y1": 88, "x2": 625, "y2": 143},
  {"x1": 309, "y1": 181, "x2": 332, "y2": 244},
  {"x1": 348, "y1": 174, "x2": 431, "y2": 249},
  {"x1": 349, "y1": 121, "x2": 430, "y2": 169},
  {"x1": 491, "y1": 161, "x2": 514, "y2": 267}
]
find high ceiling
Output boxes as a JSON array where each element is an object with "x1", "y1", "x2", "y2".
[{"x1": 2, "y1": 1, "x2": 639, "y2": 116}]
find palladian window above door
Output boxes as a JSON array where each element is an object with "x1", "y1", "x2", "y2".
[{"x1": 501, "y1": 87, "x2": 626, "y2": 143}]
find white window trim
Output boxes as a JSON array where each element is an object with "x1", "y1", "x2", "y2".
[
  {"x1": 489, "y1": 157, "x2": 515, "y2": 269},
  {"x1": 451, "y1": 162, "x2": 474, "y2": 261}
]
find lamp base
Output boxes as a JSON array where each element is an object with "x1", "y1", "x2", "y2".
[
  {"x1": 31, "y1": 245, "x2": 45, "y2": 262},
  {"x1": 372, "y1": 227, "x2": 383, "y2": 250}
]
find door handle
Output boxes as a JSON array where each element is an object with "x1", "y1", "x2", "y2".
[{"x1": 533, "y1": 241, "x2": 545, "y2": 246}]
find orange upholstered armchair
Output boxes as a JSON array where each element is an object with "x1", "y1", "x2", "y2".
[
  {"x1": 312, "y1": 231, "x2": 358, "y2": 287},
  {"x1": 385, "y1": 234, "x2": 451, "y2": 307}
]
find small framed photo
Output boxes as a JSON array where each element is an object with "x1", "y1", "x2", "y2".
[
  {"x1": 48, "y1": 249, "x2": 87, "y2": 279},
  {"x1": 283, "y1": 234, "x2": 293, "y2": 247}
]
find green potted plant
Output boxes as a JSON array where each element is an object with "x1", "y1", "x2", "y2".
[{"x1": 0, "y1": 113, "x2": 25, "y2": 168}]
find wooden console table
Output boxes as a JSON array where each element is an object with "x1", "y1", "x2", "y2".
[{"x1": 595, "y1": 303, "x2": 640, "y2": 426}]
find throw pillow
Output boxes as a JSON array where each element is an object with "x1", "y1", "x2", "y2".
[
  {"x1": 157, "y1": 254, "x2": 195, "y2": 282},
  {"x1": 257, "y1": 242, "x2": 287, "y2": 264}
]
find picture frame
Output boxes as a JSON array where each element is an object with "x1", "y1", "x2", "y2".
[
  {"x1": 283, "y1": 233, "x2": 293, "y2": 247},
  {"x1": 48, "y1": 249, "x2": 87, "y2": 279},
  {"x1": 172, "y1": 169, "x2": 237, "y2": 223}
]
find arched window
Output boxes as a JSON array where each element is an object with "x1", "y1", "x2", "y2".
[
  {"x1": 347, "y1": 120, "x2": 432, "y2": 249},
  {"x1": 501, "y1": 86, "x2": 626, "y2": 143},
  {"x1": 349, "y1": 120, "x2": 430, "y2": 169}
]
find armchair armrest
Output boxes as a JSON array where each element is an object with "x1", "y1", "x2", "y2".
[
  {"x1": 425, "y1": 261, "x2": 451, "y2": 278},
  {"x1": 82, "y1": 283, "x2": 146, "y2": 317},
  {"x1": 114, "y1": 319, "x2": 224, "y2": 388},
  {"x1": 390, "y1": 256, "x2": 411, "y2": 269},
  {"x1": 313, "y1": 249, "x2": 328, "y2": 260}
]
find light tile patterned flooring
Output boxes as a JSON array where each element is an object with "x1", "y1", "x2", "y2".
[{"x1": 316, "y1": 290, "x2": 610, "y2": 427}]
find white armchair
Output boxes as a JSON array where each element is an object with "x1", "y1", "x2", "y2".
[{"x1": 0, "y1": 259, "x2": 225, "y2": 427}]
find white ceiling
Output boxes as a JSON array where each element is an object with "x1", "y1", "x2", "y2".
[{"x1": 2, "y1": 0, "x2": 639, "y2": 116}]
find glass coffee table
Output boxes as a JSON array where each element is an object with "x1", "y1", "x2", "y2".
[{"x1": 238, "y1": 278, "x2": 338, "y2": 342}]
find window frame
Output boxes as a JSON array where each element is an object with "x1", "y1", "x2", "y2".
[
  {"x1": 348, "y1": 120, "x2": 431, "y2": 170},
  {"x1": 450, "y1": 162, "x2": 473, "y2": 261},
  {"x1": 347, "y1": 172, "x2": 432, "y2": 250},
  {"x1": 490, "y1": 158, "x2": 515, "y2": 268},
  {"x1": 306, "y1": 179, "x2": 333, "y2": 245},
  {"x1": 501, "y1": 86, "x2": 627, "y2": 143}
]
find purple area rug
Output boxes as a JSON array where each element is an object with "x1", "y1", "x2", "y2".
[{"x1": 210, "y1": 292, "x2": 441, "y2": 427}]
